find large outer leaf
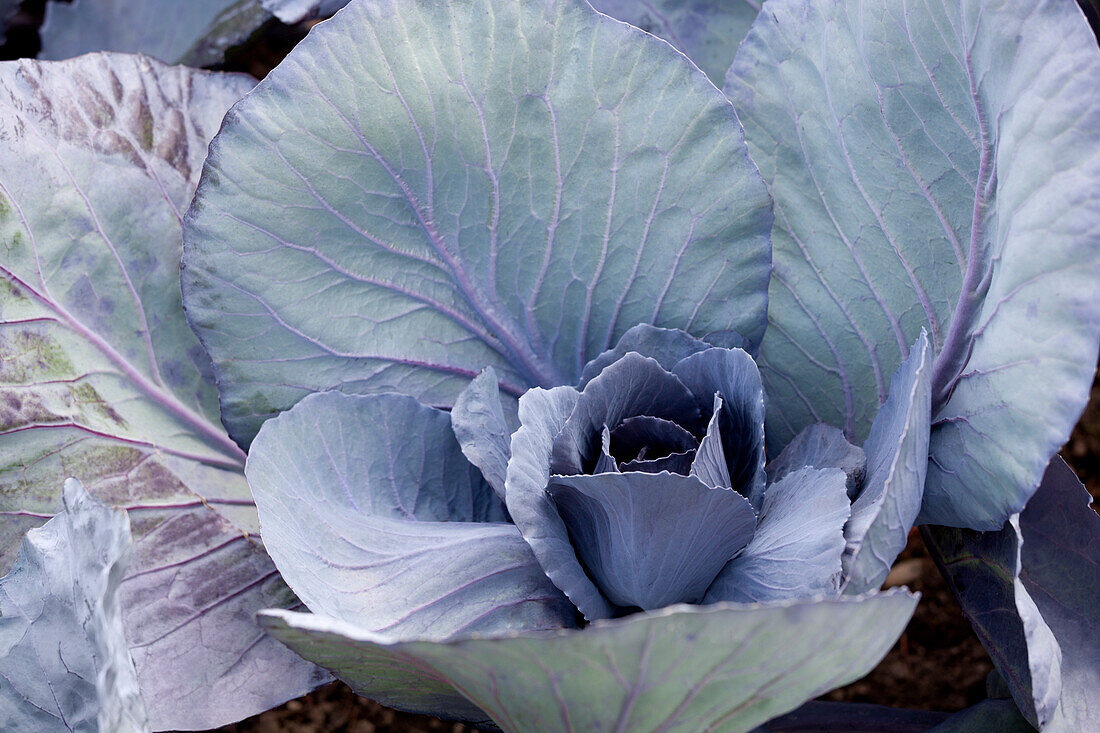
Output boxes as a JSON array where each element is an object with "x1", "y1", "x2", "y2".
[
  {"x1": 0, "y1": 54, "x2": 327, "y2": 730},
  {"x1": 260, "y1": 590, "x2": 917, "y2": 733},
  {"x1": 246, "y1": 391, "x2": 575, "y2": 638},
  {"x1": 589, "y1": 0, "x2": 761, "y2": 85},
  {"x1": 39, "y1": 0, "x2": 270, "y2": 68},
  {"x1": 0, "y1": 480, "x2": 148, "y2": 733},
  {"x1": 728, "y1": 0, "x2": 1100, "y2": 529},
  {"x1": 924, "y1": 456, "x2": 1100, "y2": 730},
  {"x1": 182, "y1": 0, "x2": 773, "y2": 448}
]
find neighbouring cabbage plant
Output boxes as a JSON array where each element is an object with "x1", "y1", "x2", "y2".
[{"x1": 0, "y1": 0, "x2": 1098, "y2": 731}]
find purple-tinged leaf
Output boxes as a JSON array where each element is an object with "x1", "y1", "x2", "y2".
[
  {"x1": 1014, "y1": 457, "x2": 1100, "y2": 729},
  {"x1": 765, "y1": 423, "x2": 866, "y2": 498},
  {"x1": 705, "y1": 467, "x2": 849, "y2": 604},
  {"x1": 619, "y1": 450, "x2": 696, "y2": 475},
  {"x1": 552, "y1": 353, "x2": 699, "y2": 476},
  {"x1": 922, "y1": 455, "x2": 1100, "y2": 729},
  {"x1": 259, "y1": 590, "x2": 917, "y2": 733},
  {"x1": 247, "y1": 391, "x2": 574, "y2": 638},
  {"x1": 691, "y1": 395, "x2": 733, "y2": 490},
  {"x1": 451, "y1": 367, "x2": 514, "y2": 502},
  {"x1": 548, "y1": 471, "x2": 756, "y2": 610},
  {"x1": 730, "y1": 0, "x2": 1100, "y2": 529},
  {"x1": 595, "y1": 425, "x2": 619, "y2": 474},
  {"x1": 673, "y1": 347, "x2": 766, "y2": 508},
  {"x1": 506, "y1": 385, "x2": 616, "y2": 621},
  {"x1": 578, "y1": 325, "x2": 712, "y2": 388},
  {"x1": 0, "y1": 54, "x2": 325, "y2": 730},
  {"x1": 609, "y1": 415, "x2": 698, "y2": 464},
  {"x1": 40, "y1": 0, "x2": 270, "y2": 67},
  {"x1": 181, "y1": 0, "x2": 773, "y2": 447},
  {"x1": 843, "y1": 332, "x2": 931, "y2": 594},
  {"x1": 588, "y1": 0, "x2": 761, "y2": 85},
  {"x1": 0, "y1": 480, "x2": 149, "y2": 732}
]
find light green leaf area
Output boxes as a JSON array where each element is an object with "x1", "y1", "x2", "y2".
[
  {"x1": 728, "y1": 0, "x2": 1100, "y2": 529},
  {"x1": 590, "y1": 0, "x2": 761, "y2": 85},
  {"x1": 182, "y1": 0, "x2": 773, "y2": 447},
  {"x1": 261, "y1": 590, "x2": 918, "y2": 733},
  {"x1": 39, "y1": 0, "x2": 270, "y2": 68},
  {"x1": 0, "y1": 54, "x2": 327, "y2": 730}
]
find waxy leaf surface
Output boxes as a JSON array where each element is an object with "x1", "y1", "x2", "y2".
[
  {"x1": 843, "y1": 332, "x2": 931, "y2": 594},
  {"x1": 728, "y1": 0, "x2": 1100, "y2": 529},
  {"x1": 260, "y1": 590, "x2": 917, "y2": 733},
  {"x1": 182, "y1": 0, "x2": 773, "y2": 447},
  {"x1": 40, "y1": 0, "x2": 269, "y2": 67},
  {"x1": 704, "y1": 467, "x2": 849, "y2": 604},
  {"x1": 0, "y1": 480, "x2": 148, "y2": 732},
  {"x1": 0, "y1": 54, "x2": 326, "y2": 730},
  {"x1": 246, "y1": 391, "x2": 575, "y2": 638}
]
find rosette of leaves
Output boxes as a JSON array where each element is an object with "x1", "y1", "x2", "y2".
[
  {"x1": 176, "y1": 0, "x2": 928, "y2": 727},
  {"x1": 244, "y1": 325, "x2": 926, "y2": 731}
]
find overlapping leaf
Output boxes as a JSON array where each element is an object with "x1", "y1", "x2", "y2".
[
  {"x1": 925, "y1": 457, "x2": 1100, "y2": 730},
  {"x1": 0, "y1": 54, "x2": 327, "y2": 730},
  {"x1": 260, "y1": 590, "x2": 917, "y2": 733},
  {"x1": 728, "y1": 0, "x2": 1100, "y2": 529},
  {"x1": 182, "y1": 0, "x2": 773, "y2": 448},
  {"x1": 39, "y1": 0, "x2": 269, "y2": 67},
  {"x1": 589, "y1": 0, "x2": 761, "y2": 85},
  {"x1": 842, "y1": 333, "x2": 931, "y2": 594},
  {"x1": 0, "y1": 480, "x2": 149, "y2": 732},
  {"x1": 246, "y1": 391, "x2": 575, "y2": 638}
]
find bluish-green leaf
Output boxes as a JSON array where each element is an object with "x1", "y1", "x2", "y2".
[
  {"x1": 182, "y1": 0, "x2": 773, "y2": 447},
  {"x1": 548, "y1": 471, "x2": 756, "y2": 610},
  {"x1": 246, "y1": 391, "x2": 575, "y2": 638},
  {"x1": 673, "y1": 347, "x2": 766, "y2": 508},
  {"x1": 728, "y1": 0, "x2": 1100, "y2": 529},
  {"x1": 40, "y1": 0, "x2": 269, "y2": 67},
  {"x1": 259, "y1": 589, "x2": 917, "y2": 733},
  {"x1": 843, "y1": 332, "x2": 931, "y2": 594},
  {"x1": 451, "y1": 367, "x2": 514, "y2": 501},
  {"x1": 0, "y1": 54, "x2": 326, "y2": 730},
  {"x1": 589, "y1": 0, "x2": 761, "y2": 85},
  {"x1": 765, "y1": 424, "x2": 866, "y2": 498},
  {"x1": 0, "y1": 480, "x2": 149, "y2": 732},
  {"x1": 578, "y1": 324, "x2": 712, "y2": 388},
  {"x1": 704, "y1": 467, "x2": 849, "y2": 604}
]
